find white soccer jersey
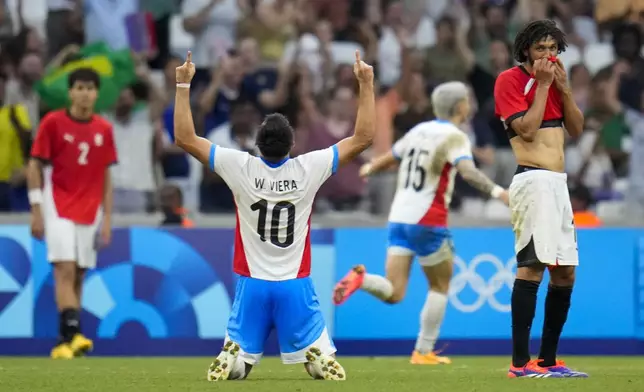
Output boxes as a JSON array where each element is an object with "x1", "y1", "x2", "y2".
[
  {"x1": 388, "y1": 119, "x2": 473, "y2": 227},
  {"x1": 210, "y1": 144, "x2": 339, "y2": 281}
]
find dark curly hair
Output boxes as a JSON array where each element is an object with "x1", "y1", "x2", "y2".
[
  {"x1": 255, "y1": 113, "x2": 294, "y2": 162},
  {"x1": 513, "y1": 20, "x2": 567, "y2": 63}
]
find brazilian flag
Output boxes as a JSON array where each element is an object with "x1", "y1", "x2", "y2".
[{"x1": 36, "y1": 42, "x2": 137, "y2": 112}]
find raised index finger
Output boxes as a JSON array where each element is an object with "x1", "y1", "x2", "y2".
[
  {"x1": 186, "y1": 51, "x2": 192, "y2": 64},
  {"x1": 355, "y1": 50, "x2": 361, "y2": 64}
]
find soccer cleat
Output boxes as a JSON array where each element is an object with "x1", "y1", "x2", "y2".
[
  {"x1": 333, "y1": 265, "x2": 365, "y2": 305},
  {"x1": 305, "y1": 347, "x2": 346, "y2": 381},
  {"x1": 70, "y1": 333, "x2": 93, "y2": 357},
  {"x1": 538, "y1": 359, "x2": 589, "y2": 378},
  {"x1": 410, "y1": 350, "x2": 452, "y2": 365},
  {"x1": 50, "y1": 343, "x2": 74, "y2": 360},
  {"x1": 207, "y1": 340, "x2": 240, "y2": 381},
  {"x1": 507, "y1": 359, "x2": 564, "y2": 378}
]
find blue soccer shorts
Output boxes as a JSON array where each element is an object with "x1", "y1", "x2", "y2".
[
  {"x1": 387, "y1": 222, "x2": 454, "y2": 266},
  {"x1": 226, "y1": 275, "x2": 336, "y2": 365}
]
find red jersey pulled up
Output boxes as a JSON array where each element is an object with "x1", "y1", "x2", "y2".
[
  {"x1": 494, "y1": 65, "x2": 563, "y2": 137},
  {"x1": 31, "y1": 110, "x2": 117, "y2": 224}
]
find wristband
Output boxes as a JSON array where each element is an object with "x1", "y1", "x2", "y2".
[
  {"x1": 28, "y1": 189, "x2": 43, "y2": 205},
  {"x1": 490, "y1": 185, "x2": 504, "y2": 198},
  {"x1": 362, "y1": 163, "x2": 373, "y2": 176},
  {"x1": 176, "y1": 83, "x2": 191, "y2": 89}
]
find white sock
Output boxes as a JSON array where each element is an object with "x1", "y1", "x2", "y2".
[
  {"x1": 228, "y1": 356, "x2": 249, "y2": 380},
  {"x1": 414, "y1": 291, "x2": 448, "y2": 354},
  {"x1": 361, "y1": 273, "x2": 394, "y2": 301}
]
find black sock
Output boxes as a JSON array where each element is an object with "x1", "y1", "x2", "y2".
[
  {"x1": 538, "y1": 284, "x2": 573, "y2": 367},
  {"x1": 59, "y1": 308, "x2": 80, "y2": 343},
  {"x1": 511, "y1": 279, "x2": 540, "y2": 367}
]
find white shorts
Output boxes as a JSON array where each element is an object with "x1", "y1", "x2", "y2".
[
  {"x1": 43, "y1": 198, "x2": 102, "y2": 269},
  {"x1": 509, "y1": 169, "x2": 578, "y2": 267}
]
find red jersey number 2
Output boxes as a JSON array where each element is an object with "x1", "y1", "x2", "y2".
[{"x1": 78, "y1": 142, "x2": 91, "y2": 165}]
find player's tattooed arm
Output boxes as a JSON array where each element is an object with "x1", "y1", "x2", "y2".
[{"x1": 455, "y1": 159, "x2": 504, "y2": 198}]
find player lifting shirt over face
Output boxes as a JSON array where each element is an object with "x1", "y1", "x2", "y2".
[{"x1": 494, "y1": 20, "x2": 588, "y2": 378}]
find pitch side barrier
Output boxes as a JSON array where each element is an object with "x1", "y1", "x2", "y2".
[{"x1": 0, "y1": 213, "x2": 642, "y2": 356}]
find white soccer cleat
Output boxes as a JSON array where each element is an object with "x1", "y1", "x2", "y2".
[
  {"x1": 305, "y1": 347, "x2": 346, "y2": 381},
  {"x1": 207, "y1": 341, "x2": 240, "y2": 381}
]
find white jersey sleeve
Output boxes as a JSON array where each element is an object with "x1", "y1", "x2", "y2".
[
  {"x1": 445, "y1": 132, "x2": 473, "y2": 165},
  {"x1": 392, "y1": 132, "x2": 412, "y2": 160},
  {"x1": 209, "y1": 144, "x2": 251, "y2": 188},
  {"x1": 294, "y1": 145, "x2": 339, "y2": 189}
]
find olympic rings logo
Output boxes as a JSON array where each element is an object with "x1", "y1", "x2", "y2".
[{"x1": 449, "y1": 253, "x2": 516, "y2": 313}]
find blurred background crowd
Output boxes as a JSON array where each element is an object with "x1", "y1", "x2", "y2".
[{"x1": 0, "y1": 0, "x2": 643, "y2": 224}]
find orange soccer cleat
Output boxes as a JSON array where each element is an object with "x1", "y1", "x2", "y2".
[{"x1": 333, "y1": 265, "x2": 366, "y2": 305}]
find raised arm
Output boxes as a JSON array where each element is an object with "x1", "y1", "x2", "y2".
[
  {"x1": 173, "y1": 52, "x2": 213, "y2": 166},
  {"x1": 335, "y1": 51, "x2": 375, "y2": 167}
]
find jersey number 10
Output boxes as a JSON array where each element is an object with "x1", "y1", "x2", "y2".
[
  {"x1": 403, "y1": 148, "x2": 428, "y2": 191},
  {"x1": 250, "y1": 199, "x2": 296, "y2": 248}
]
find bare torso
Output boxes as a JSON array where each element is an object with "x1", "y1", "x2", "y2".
[{"x1": 510, "y1": 126, "x2": 565, "y2": 172}]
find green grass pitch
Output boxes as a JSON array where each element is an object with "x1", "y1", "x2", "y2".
[{"x1": 2, "y1": 356, "x2": 643, "y2": 391}]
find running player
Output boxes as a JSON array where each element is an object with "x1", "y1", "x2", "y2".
[
  {"x1": 173, "y1": 50, "x2": 375, "y2": 381},
  {"x1": 494, "y1": 20, "x2": 587, "y2": 378},
  {"x1": 27, "y1": 68, "x2": 117, "y2": 359},
  {"x1": 333, "y1": 81, "x2": 509, "y2": 365}
]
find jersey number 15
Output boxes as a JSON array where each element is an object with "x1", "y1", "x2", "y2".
[
  {"x1": 403, "y1": 148, "x2": 428, "y2": 191},
  {"x1": 250, "y1": 199, "x2": 295, "y2": 248}
]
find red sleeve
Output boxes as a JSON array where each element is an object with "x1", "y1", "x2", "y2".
[
  {"x1": 494, "y1": 72, "x2": 528, "y2": 127},
  {"x1": 104, "y1": 124, "x2": 118, "y2": 166},
  {"x1": 30, "y1": 114, "x2": 55, "y2": 161}
]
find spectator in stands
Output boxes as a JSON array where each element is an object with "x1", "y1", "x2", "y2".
[
  {"x1": 377, "y1": 0, "x2": 434, "y2": 87},
  {"x1": 46, "y1": 0, "x2": 83, "y2": 61},
  {"x1": 0, "y1": 0, "x2": 16, "y2": 45},
  {"x1": 0, "y1": 72, "x2": 32, "y2": 211},
  {"x1": 5, "y1": 52, "x2": 43, "y2": 133},
  {"x1": 423, "y1": 15, "x2": 469, "y2": 83},
  {"x1": 84, "y1": 0, "x2": 138, "y2": 51},
  {"x1": 237, "y1": 0, "x2": 298, "y2": 63},
  {"x1": 238, "y1": 37, "x2": 279, "y2": 112},
  {"x1": 202, "y1": 98, "x2": 260, "y2": 212},
  {"x1": 140, "y1": 0, "x2": 177, "y2": 69},
  {"x1": 602, "y1": 62, "x2": 644, "y2": 220},
  {"x1": 159, "y1": 184, "x2": 194, "y2": 227},
  {"x1": 297, "y1": 85, "x2": 365, "y2": 211},
  {"x1": 106, "y1": 57, "x2": 166, "y2": 213},
  {"x1": 182, "y1": 0, "x2": 243, "y2": 87},
  {"x1": 198, "y1": 50, "x2": 244, "y2": 135},
  {"x1": 612, "y1": 23, "x2": 644, "y2": 109},
  {"x1": 566, "y1": 67, "x2": 616, "y2": 191},
  {"x1": 570, "y1": 184, "x2": 602, "y2": 227},
  {"x1": 469, "y1": 1, "x2": 519, "y2": 70},
  {"x1": 569, "y1": 64, "x2": 592, "y2": 113}
]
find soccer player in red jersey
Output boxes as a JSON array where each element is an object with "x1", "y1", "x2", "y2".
[
  {"x1": 27, "y1": 68, "x2": 117, "y2": 359},
  {"x1": 494, "y1": 20, "x2": 588, "y2": 378}
]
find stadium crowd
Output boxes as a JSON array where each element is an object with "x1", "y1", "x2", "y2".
[{"x1": 0, "y1": 0, "x2": 642, "y2": 222}]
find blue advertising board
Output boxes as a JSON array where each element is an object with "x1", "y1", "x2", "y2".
[{"x1": 0, "y1": 225, "x2": 643, "y2": 356}]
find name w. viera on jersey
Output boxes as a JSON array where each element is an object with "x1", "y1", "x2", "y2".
[{"x1": 254, "y1": 178, "x2": 298, "y2": 192}]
